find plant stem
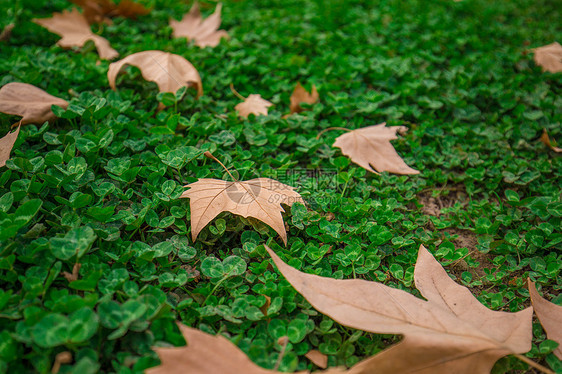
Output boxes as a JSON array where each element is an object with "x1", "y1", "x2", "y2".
[
  {"x1": 201, "y1": 276, "x2": 228, "y2": 307},
  {"x1": 230, "y1": 83, "x2": 246, "y2": 101},
  {"x1": 316, "y1": 126, "x2": 352, "y2": 139},
  {"x1": 204, "y1": 151, "x2": 239, "y2": 182},
  {"x1": 513, "y1": 354, "x2": 555, "y2": 374}
]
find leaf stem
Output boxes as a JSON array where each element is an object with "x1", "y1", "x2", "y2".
[
  {"x1": 316, "y1": 126, "x2": 352, "y2": 140},
  {"x1": 204, "y1": 152, "x2": 239, "y2": 182},
  {"x1": 513, "y1": 354, "x2": 555, "y2": 374},
  {"x1": 230, "y1": 83, "x2": 246, "y2": 101},
  {"x1": 273, "y1": 337, "x2": 289, "y2": 371}
]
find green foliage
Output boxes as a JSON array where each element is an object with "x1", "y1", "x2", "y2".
[{"x1": 0, "y1": 0, "x2": 560, "y2": 372}]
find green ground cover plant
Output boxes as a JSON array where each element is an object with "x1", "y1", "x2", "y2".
[{"x1": 0, "y1": 0, "x2": 560, "y2": 373}]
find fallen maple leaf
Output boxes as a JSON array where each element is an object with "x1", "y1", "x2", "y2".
[
  {"x1": 108, "y1": 50, "x2": 203, "y2": 97},
  {"x1": 33, "y1": 8, "x2": 119, "y2": 60},
  {"x1": 72, "y1": 0, "x2": 150, "y2": 24},
  {"x1": 266, "y1": 244, "x2": 533, "y2": 373},
  {"x1": 540, "y1": 129, "x2": 562, "y2": 153},
  {"x1": 289, "y1": 82, "x2": 319, "y2": 114},
  {"x1": 528, "y1": 279, "x2": 562, "y2": 359},
  {"x1": 327, "y1": 123, "x2": 419, "y2": 175},
  {"x1": 235, "y1": 94, "x2": 273, "y2": 118},
  {"x1": 532, "y1": 42, "x2": 562, "y2": 73},
  {"x1": 0, "y1": 125, "x2": 20, "y2": 168},
  {"x1": 146, "y1": 322, "x2": 349, "y2": 374},
  {"x1": 0, "y1": 82, "x2": 69, "y2": 125},
  {"x1": 180, "y1": 152, "x2": 303, "y2": 244},
  {"x1": 170, "y1": 2, "x2": 228, "y2": 48}
]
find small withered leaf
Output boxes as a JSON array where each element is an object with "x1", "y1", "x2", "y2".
[
  {"x1": 332, "y1": 123, "x2": 419, "y2": 175},
  {"x1": 34, "y1": 8, "x2": 119, "y2": 60},
  {"x1": 108, "y1": 51, "x2": 203, "y2": 97},
  {"x1": 170, "y1": 2, "x2": 228, "y2": 48}
]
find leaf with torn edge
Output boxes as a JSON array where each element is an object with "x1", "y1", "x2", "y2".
[
  {"x1": 528, "y1": 279, "x2": 562, "y2": 359},
  {"x1": 71, "y1": 0, "x2": 150, "y2": 24},
  {"x1": 266, "y1": 244, "x2": 533, "y2": 374},
  {"x1": 146, "y1": 323, "x2": 347, "y2": 374},
  {"x1": 532, "y1": 42, "x2": 562, "y2": 73},
  {"x1": 290, "y1": 82, "x2": 319, "y2": 114},
  {"x1": 540, "y1": 129, "x2": 562, "y2": 153},
  {"x1": 235, "y1": 94, "x2": 273, "y2": 118},
  {"x1": 33, "y1": 8, "x2": 119, "y2": 60},
  {"x1": 108, "y1": 50, "x2": 203, "y2": 97},
  {"x1": 170, "y1": 2, "x2": 228, "y2": 48},
  {"x1": 332, "y1": 123, "x2": 419, "y2": 175},
  {"x1": 0, "y1": 125, "x2": 20, "y2": 168},
  {"x1": 181, "y1": 177, "x2": 303, "y2": 244},
  {"x1": 0, "y1": 83, "x2": 68, "y2": 125}
]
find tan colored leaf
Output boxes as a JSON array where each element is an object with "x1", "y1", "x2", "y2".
[
  {"x1": 0, "y1": 24, "x2": 14, "y2": 42},
  {"x1": 0, "y1": 125, "x2": 20, "y2": 168},
  {"x1": 533, "y1": 42, "x2": 562, "y2": 73},
  {"x1": 266, "y1": 244, "x2": 533, "y2": 374},
  {"x1": 33, "y1": 8, "x2": 119, "y2": 60},
  {"x1": 180, "y1": 177, "x2": 303, "y2": 244},
  {"x1": 146, "y1": 323, "x2": 313, "y2": 374},
  {"x1": 305, "y1": 350, "x2": 328, "y2": 369},
  {"x1": 528, "y1": 279, "x2": 562, "y2": 359},
  {"x1": 332, "y1": 123, "x2": 419, "y2": 175},
  {"x1": 290, "y1": 82, "x2": 319, "y2": 114},
  {"x1": 170, "y1": 2, "x2": 228, "y2": 48},
  {"x1": 0, "y1": 82, "x2": 68, "y2": 125},
  {"x1": 540, "y1": 129, "x2": 562, "y2": 153},
  {"x1": 235, "y1": 94, "x2": 273, "y2": 118},
  {"x1": 71, "y1": 0, "x2": 150, "y2": 24},
  {"x1": 108, "y1": 50, "x2": 203, "y2": 97}
]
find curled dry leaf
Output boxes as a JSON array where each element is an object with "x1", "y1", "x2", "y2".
[
  {"x1": 72, "y1": 0, "x2": 150, "y2": 24},
  {"x1": 332, "y1": 123, "x2": 419, "y2": 175},
  {"x1": 0, "y1": 82, "x2": 68, "y2": 125},
  {"x1": 235, "y1": 94, "x2": 273, "y2": 118},
  {"x1": 33, "y1": 8, "x2": 119, "y2": 60},
  {"x1": 108, "y1": 50, "x2": 203, "y2": 97},
  {"x1": 532, "y1": 42, "x2": 562, "y2": 73},
  {"x1": 528, "y1": 279, "x2": 562, "y2": 359},
  {"x1": 0, "y1": 125, "x2": 20, "y2": 168},
  {"x1": 181, "y1": 177, "x2": 303, "y2": 244},
  {"x1": 540, "y1": 129, "x2": 562, "y2": 153},
  {"x1": 266, "y1": 244, "x2": 533, "y2": 374},
  {"x1": 146, "y1": 323, "x2": 347, "y2": 374},
  {"x1": 170, "y1": 2, "x2": 228, "y2": 48},
  {"x1": 290, "y1": 82, "x2": 319, "y2": 114},
  {"x1": 305, "y1": 350, "x2": 328, "y2": 369},
  {"x1": 0, "y1": 24, "x2": 14, "y2": 42}
]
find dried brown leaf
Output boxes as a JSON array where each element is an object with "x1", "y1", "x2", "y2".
[
  {"x1": 146, "y1": 323, "x2": 313, "y2": 374},
  {"x1": 533, "y1": 42, "x2": 562, "y2": 73},
  {"x1": 540, "y1": 129, "x2": 562, "y2": 153},
  {"x1": 71, "y1": 0, "x2": 150, "y2": 24},
  {"x1": 305, "y1": 350, "x2": 328, "y2": 369},
  {"x1": 290, "y1": 82, "x2": 319, "y2": 114},
  {"x1": 267, "y1": 244, "x2": 533, "y2": 374},
  {"x1": 0, "y1": 125, "x2": 20, "y2": 168},
  {"x1": 235, "y1": 94, "x2": 273, "y2": 118},
  {"x1": 170, "y1": 2, "x2": 228, "y2": 48},
  {"x1": 0, "y1": 82, "x2": 68, "y2": 125},
  {"x1": 108, "y1": 51, "x2": 203, "y2": 97},
  {"x1": 0, "y1": 24, "x2": 14, "y2": 42},
  {"x1": 180, "y1": 178, "x2": 303, "y2": 244},
  {"x1": 332, "y1": 123, "x2": 419, "y2": 175},
  {"x1": 528, "y1": 279, "x2": 562, "y2": 359},
  {"x1": 33, "y1": 8, "x2": 119, "y2": 60}
]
